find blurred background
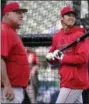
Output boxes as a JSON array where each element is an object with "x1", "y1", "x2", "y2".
[{"x1": 1, "y1": 0, "x2": 89, "y2": 104}]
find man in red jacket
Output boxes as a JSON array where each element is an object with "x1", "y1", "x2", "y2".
[
  {"x1": 25, "y1": 47, "x2": 39, "y2": 103},
  {"x1": 46, "y1": 5, "x2": 89, "y2": 103},
  {"x1": 1, "y1": 2, "x2": 30, "y2": 103}
]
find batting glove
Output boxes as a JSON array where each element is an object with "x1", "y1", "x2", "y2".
[
  {"x1": 46, "y1": 52, "x2": 55, "y2": 61},
  {"x1": 53, "y1": 50, "x2": 64, "y2": 60}
]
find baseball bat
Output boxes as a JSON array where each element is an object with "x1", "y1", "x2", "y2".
[{"x1": 59, "y1": 31, "x2": 89, "y2": 52}]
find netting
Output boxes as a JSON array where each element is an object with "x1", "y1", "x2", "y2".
[{"x1": 7, "y1": 0, "x2": 73, "y2": 34}]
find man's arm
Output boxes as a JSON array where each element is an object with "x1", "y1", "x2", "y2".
[
  {"x1": 31, "y1": 54, "x2": 40, "y2": 77},
  {"x1": 1, "y1": 58, "x2": 15, "y2": 101},
  {"x1": 1, "y1": 58, "x2": 11, "y2": 86}
]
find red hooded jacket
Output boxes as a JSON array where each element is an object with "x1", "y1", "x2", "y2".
[{"x1": 49, "y1": 26, "x2": 89, "y2": 89}]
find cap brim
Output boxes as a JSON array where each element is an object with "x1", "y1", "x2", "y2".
[
  {"x1": 65, "y1": 11, "x2": 76, "y2": 16},
  {"x1": 13, "y1": 9, "x2": 28, "y2": 13}
]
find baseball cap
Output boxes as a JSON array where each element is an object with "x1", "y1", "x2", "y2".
[
  {"x1": 3, "y1": 2, "x2": 28, "y2": 14},
  {"x1": 60, "y1": 6, "x2": 76, "y2": 16}
]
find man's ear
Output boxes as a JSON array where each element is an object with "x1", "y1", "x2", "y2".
[
  {"x1": 60, "y1": 16, "x2": 63, "y2": 21},
  {"x1": 60, "y1": 16, "x2": 63, "y2": 24}
]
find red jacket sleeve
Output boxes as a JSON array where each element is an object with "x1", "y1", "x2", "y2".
[
  {"x1": 48, "y1": 34, "x2": 59, "y2": 64},
  {"x1": 49, "y1": 34, "x2": 57, "y2": 52},
  {"x1": 1, "y1": 28, "x2": 9, "y2": 57},
  {"x1": 61, "y1": 38, "x2": 89, "y2": 65},
  {"x1": 1, "y1": 26, "x2": 15, "y2": 59}
]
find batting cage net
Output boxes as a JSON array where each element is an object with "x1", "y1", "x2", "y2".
[{"x1": 2, "y1": 0, "x2": 89, "y2": 103}]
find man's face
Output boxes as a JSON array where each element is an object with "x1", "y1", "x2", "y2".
[
  {"x1": 6, "y1": 11, "x2": 24, "y2": 28},
  {"x1": 62, "y1": 12, "x2": 76, "y2": 27}
]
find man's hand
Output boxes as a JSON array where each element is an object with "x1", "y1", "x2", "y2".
[
  {"x1": 46, "y1": 50, "x2": 64, "y2": 61},
  {"x1": 1, "y1": 58, "x2": 15, "y2": 101},
  {"x1": 46, "y1": 52, "x2": 55, "y2": 61},
  {"x1": 3, "y1": 86, "x2": 15, "y2": 101},
  {"x1": 53, "y1": 50, "x2": 64, "y2": 60}
]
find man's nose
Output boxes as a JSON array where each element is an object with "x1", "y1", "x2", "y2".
[{"x1": 20, "y1": 13, "x2": 24, "y2": 18}]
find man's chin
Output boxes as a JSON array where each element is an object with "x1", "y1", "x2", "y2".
[
  {"x1": 16, "y1": 24, "x2": 21, "y2": 29},
  {"x1": 68, "y1": 24, "x2": 74, "y2": 28},
  {"x1": 17, "y1": 26, "x2": 21, "y2": 29}
]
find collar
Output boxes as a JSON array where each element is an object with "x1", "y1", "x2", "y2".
[
  {"x1": 2, "y1": 22, "x2": 16, "y2": 31},
  {"x1": 60, "y1": 26, "x2": 83, "y2": 35}
]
